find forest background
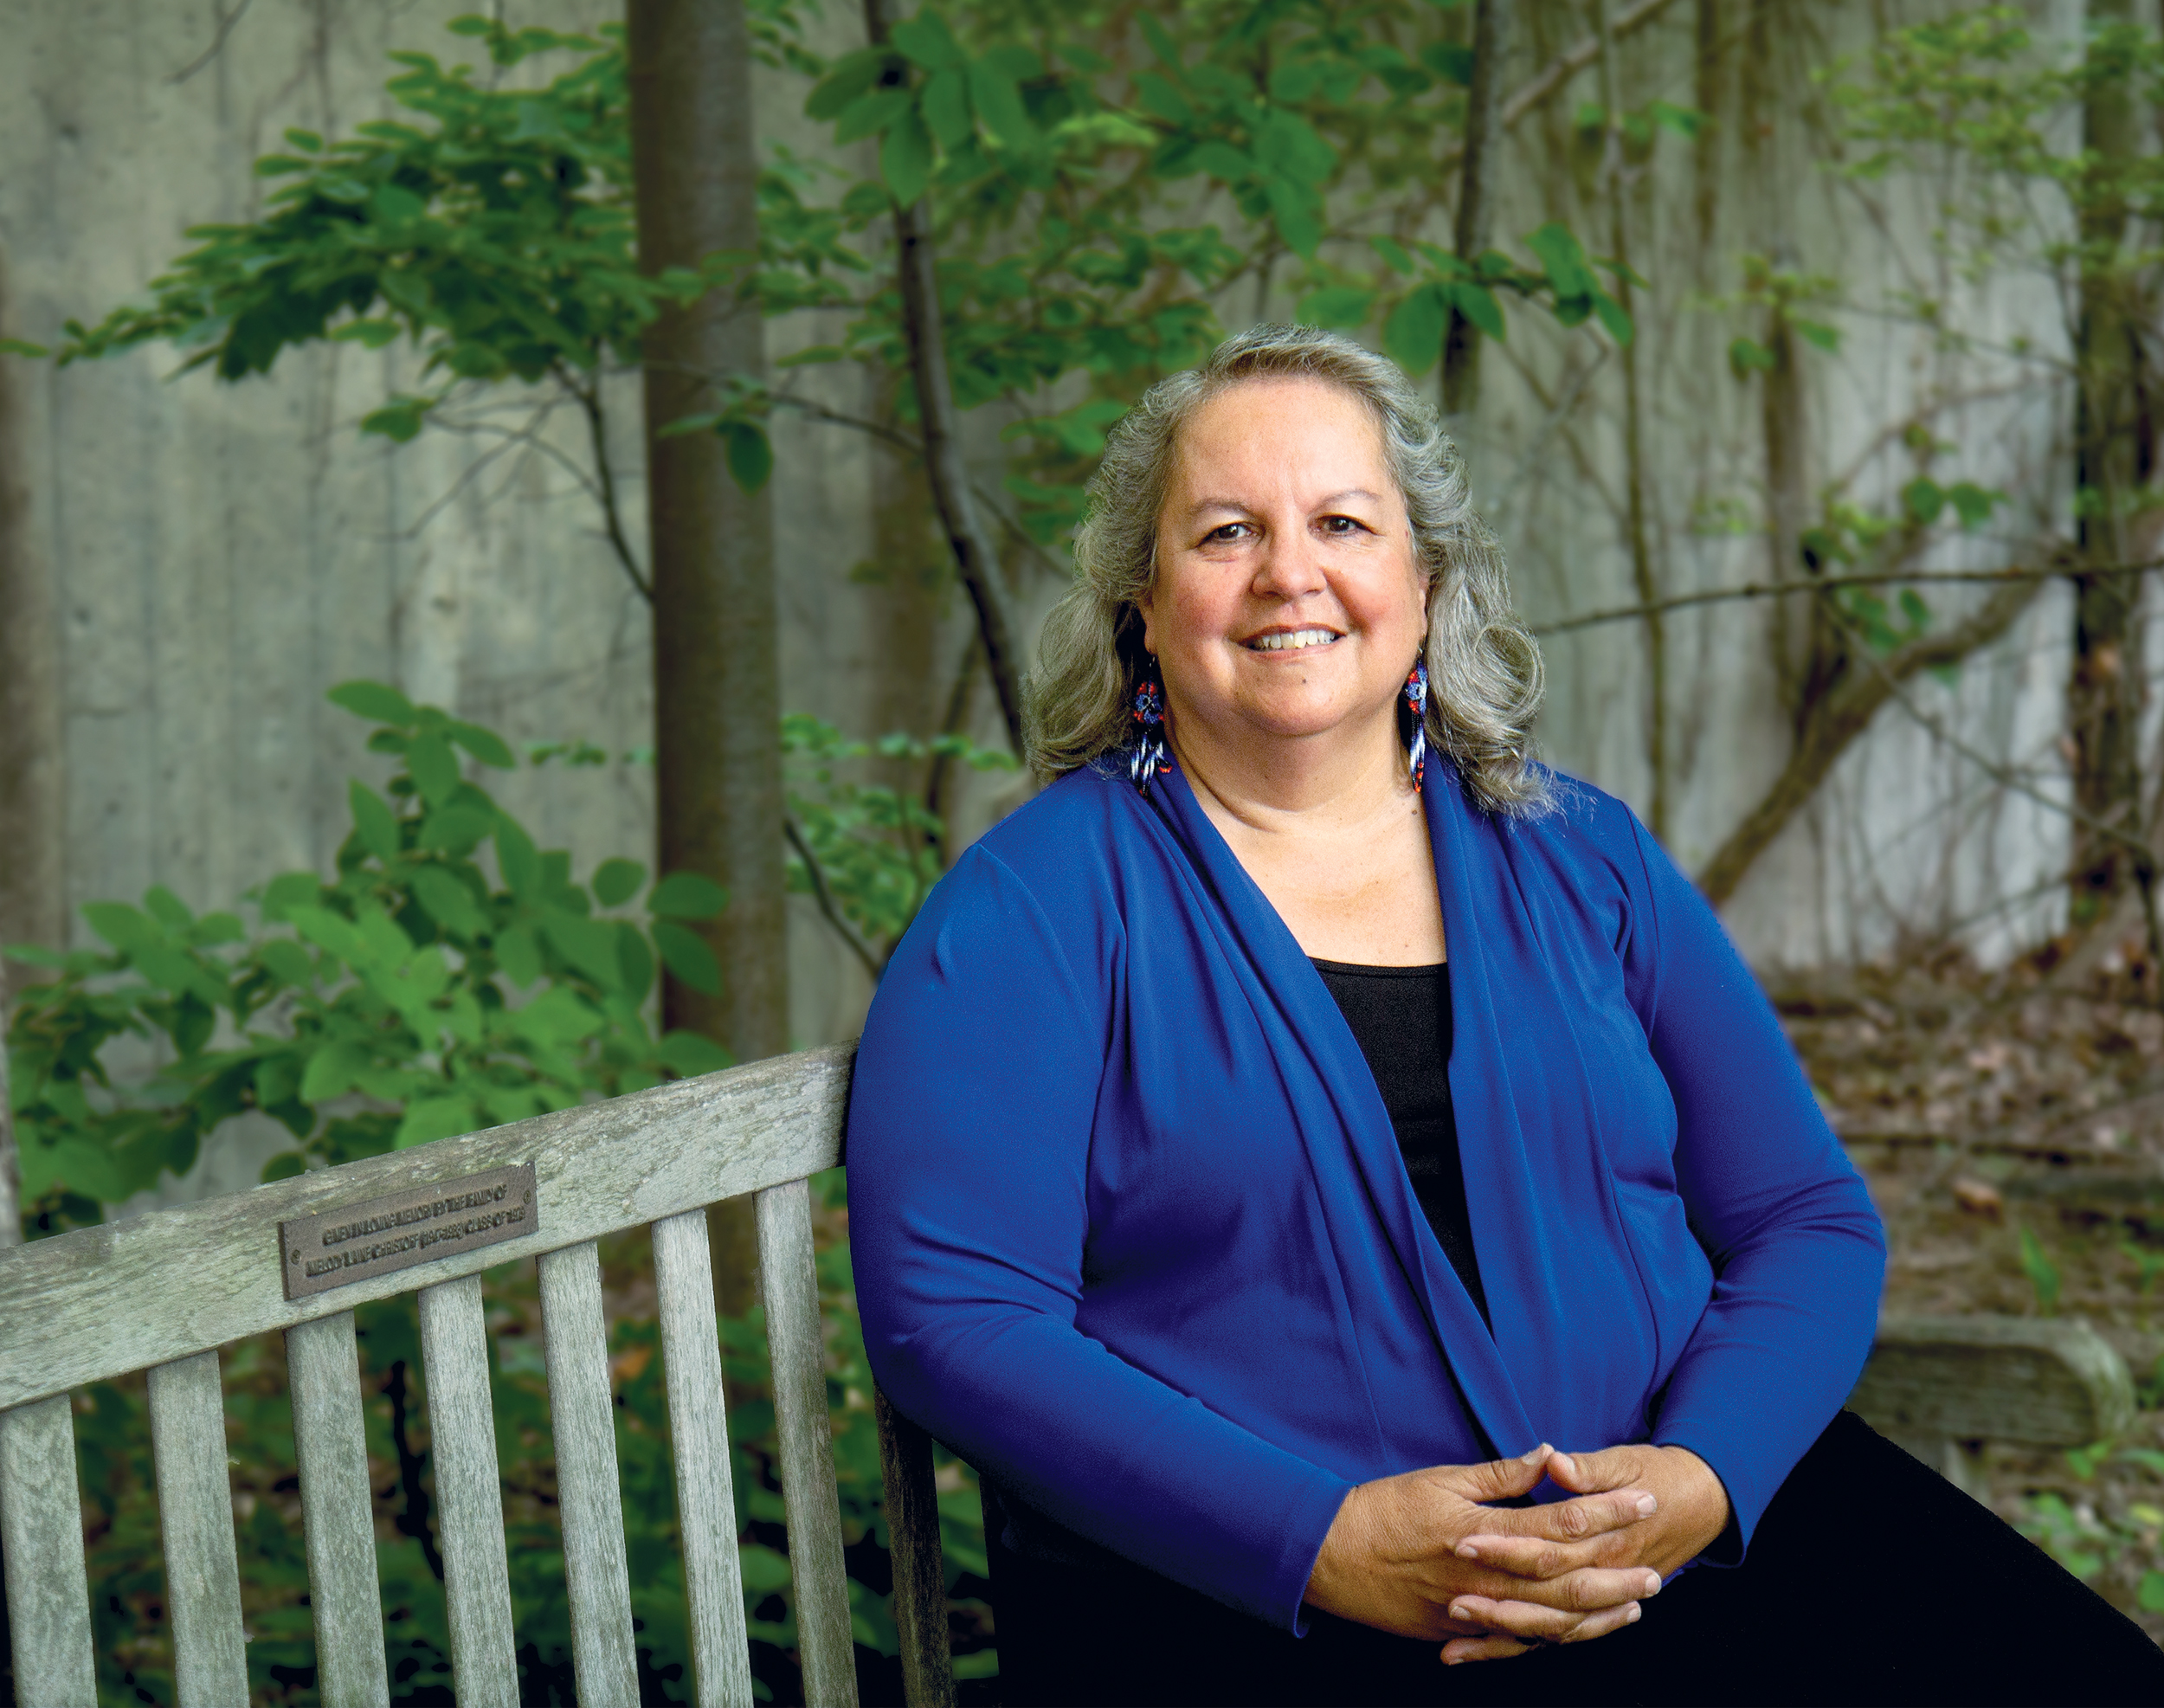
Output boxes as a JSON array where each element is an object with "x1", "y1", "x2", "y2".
[{"x1": 7, "y1": 0, "x2": 2164, "y2": 1700}]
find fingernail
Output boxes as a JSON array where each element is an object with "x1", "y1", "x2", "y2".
[
  {"x1": 1635, "y1": 1493, "x2": 1657, "y2": 1517},
  {"x1": 1643, "y1": 1572, "x2": 1663, "y2": 1596},
  {"x1": 1549, "y1": 1451, "x2": 1575, "y2": 1476},
  {"x1": 1450, "y1": 1603, "x2": 1472, "y2": 1622},
  {"x1": 1627, "y1": 1604, "x2": 1641, "y2": 1623},
  {"x1": 1521, "y1": 1442, "x2": 1551, "y2": 1464},
  {"x1": 1455, "y1": 1542, "x2": 1480, "y2": 1560}
]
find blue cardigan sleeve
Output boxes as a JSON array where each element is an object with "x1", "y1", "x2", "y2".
[
  {"x1": 846, "y1": 845, "x2": 1356, "y2": 1631},
  {"x1": 1617, "y1": 810, "x2": 1888, "y2": 1559}
]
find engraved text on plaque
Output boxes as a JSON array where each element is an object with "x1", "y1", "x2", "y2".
[{"x1": 280, "y1": 1163, "x2": 538, "y2": 1299}]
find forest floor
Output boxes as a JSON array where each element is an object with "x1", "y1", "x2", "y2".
[{"x1": 1776, "y1": 925, "x2": 2164, "y2": 1641}]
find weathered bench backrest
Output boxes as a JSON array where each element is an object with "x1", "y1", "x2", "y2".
[{"x1": 0, "y1": 1041, "x2": 950, "y2": 1708}]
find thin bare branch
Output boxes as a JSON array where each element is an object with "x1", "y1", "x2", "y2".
[
  {"x1": 784, "y1": 816, "x2": 882, "y2": 983},
  {"x1": 169, "y1": 0, "x2": 255, "y2": 84}
]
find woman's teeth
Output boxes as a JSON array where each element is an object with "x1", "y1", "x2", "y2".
[{"x1": 1248, "y1": 628, "x2": 1339, "y2": 651}]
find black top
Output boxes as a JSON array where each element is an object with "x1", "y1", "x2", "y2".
[{"x1": 1310, "y1": 958, "x2": 1489, "y2": 1327}]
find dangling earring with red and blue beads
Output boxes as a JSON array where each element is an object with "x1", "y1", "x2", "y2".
[
  {"x1": 1404, "y1": 659, "x2": 1428, "y2": 792},
  {"x1": 1130, "y1": 654, "x2": 1171, "y2": 791}
]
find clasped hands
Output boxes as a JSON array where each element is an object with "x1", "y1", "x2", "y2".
[{"x1": 1303, "y1": 1442, "x2": 1730, "y2": 1666}]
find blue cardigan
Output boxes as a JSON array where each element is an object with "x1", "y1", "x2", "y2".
[{"x1": 846, "y1": 759, "x2": 1885, "y2": 1633}]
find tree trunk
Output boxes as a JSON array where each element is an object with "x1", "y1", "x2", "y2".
[
  {"x1": 1692, "y1": 0, "x2": 1720, "y2": 280},
  {"x1": 2066, "y1": 0, "x2": 2148, "y2": 917},
  {"x1": 1596, "y1": 0, "x2": 1668, "y2": 840},
  {"x1": 0, "y1": 245, "x2": 65, "y2": 978},
  {"x1": 863, "y1": 0, "x2": 1027, "y2": 755},
  {"x1": 627, "y1": 0, "x2": 783, "y2": 1316},
  {"x1": 1440, "y1": 0, "x2": 1511, "y2": 422}
]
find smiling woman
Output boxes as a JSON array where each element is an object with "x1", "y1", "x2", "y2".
[{"x1": 846, "y1": 327, "x2": 2164, "y2": 1706}]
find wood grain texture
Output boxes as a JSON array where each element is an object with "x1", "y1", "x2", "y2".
[
  {"x1": 757, "y1": 1180, "x2": 858, "y2": 1708},
  {"x1": 873, "y1": 1385, "x2": 955, "y2": 1708},
  {"x1": 0, "y1": 1394, "x2": 97, "y2": 1707},
  {"x1": 146, "y1": 1350, "x2": 248, "y2": 1708},
  {"x1": 417, "y1": 1276, "x2": 518, "y2": 1708},
  {"x1": 284, "y1": 1312, "x2": 390, "y2": 1708},
  {"x1": 538, "y1": 1241, "x2": 638, "y2": 1705},
  {"x1": 0, "y1": 1044, "x2": 853, "y2": 1410},
  {"x1": 652, "y1": 1208, "x2": 755, "y2": 1708},
  {"x1": 1848, "y1": 1313, "x2": 2135, "y2": 1445}
]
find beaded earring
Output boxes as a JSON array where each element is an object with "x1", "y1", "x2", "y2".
[
  {"x1": 1404, "y1": 660, "x2": 1428, "y2": 793},
  {"x1": 1130, "y1": 654, "x2": 1171, "y2": 791}
]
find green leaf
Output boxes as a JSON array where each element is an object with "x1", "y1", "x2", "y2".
[
  {"x1": 1264, "y1": 176, "x2": 1322, "y2": 258},
  {"x1": 541, "y1": 910, "x2": 625, "y2": 991},
  {"x1": 1902, "y1": 477, "x2": 1947, "y2": 525},
  {"x1": 1592, "y1": 291, "x2": 1633, "y2": 346},
  {"x1": 720, "y1": 421, "x2": 775, "y2": 495},
  {"x1": 350, "y1": 781, "x2": 403, "y2": 865},
  {"x1": 806, "y1": 48, "x2": 897, "y2": 121},
  {"x1": 1792, "y1": 318, "x2": 1841, "y2": 352},
  {"x1": 1523, "y1": 222, "x2": 1597, "y2": 301},
  {"x1": 649, "y1": 872, "x2": 728, "y2": 919},
  {"x1": 1729, "y1": 337, "x2": 1777, "y2": 377},
  {"x1": 1295, "y1": 287, "x2": 1375, "y2": 329},
  {"x1": 360, "y1": 396, "x2": 433, "y2": 442},
  {"x1": 653, "y1": 919, "x2": 722, "y2": 996},
  {"x1": 508, "y1": 985, "x2": 603, "y2": 1047},
  {"x1": 494, "y1": 922, "x2": 544, "y2": 987},
  {"x1": 406, "y1": 732, "x2": 460, "y2": 808},
  {"x1": 616, "y1": 921, "x2": 655, "y2": 1002},
  {"x1": 967, "y1": 61, "x2": 1037, "y2": 151},
  {"x1": 1382, "y1": 284, "x2": 1449, "y2": 376},
  {"x1": 258, "y1": 938, "x2": 313, "y2": 989},
  {"x1": 1948, "y1": 481, "x2": 2001, "y2": 528},
  {"x1": 420, "y1": 805, "x2": 493, "y2": 855},
  {"x1": 1449, "y1": 281, "x2": 1506, "y2": 343},
  {"x1": 2141, "y1": 1571, "x2": 2164, "y2": 1615},
  {"x1": 920, "y1": 67, "x2": 973, "y2": 150},
  {"x1": 1191, "y1": 140, "x2": 1254, "y2": 182},
  {"x1": 327, "y1": 680, "x2": 418, "y2": 728},
  {"x1": 83, "y1": 901, "x2": 158, "y2": 953},
  {"x1": 1253, "y1": 110, "x2": 1336, "y2": 190},
  {"x1": 409, "y1": 865, "x2": 486, "y2": 938},
  {"x1": 300, "y1": 1040, "x2": 371, "y2": 1103},
  {"x1": 494, "y1": 814, "x2": 541, "y2": 898},
  {"x1": 1647, "y1": 100, "x2": 1707, "y2": 140},
  {"x1": 21, "y1": 1138, "x2": 127, "y2": 1204},
  {"x1": 592, "y1": 858, "x2": 647, "y2": 908},
  {"x1": 445, "y1": 719, "x2": 515, "y2": 768},
  {"x1": 1137, "y1": 13, "x2": 1182, "y2": 73},
  {"x1": 892, "y1": 10, "x2": 963, "y2": 70},
  {"x1": 394, "y1": 1094, "x2": 478, "y2": 1150},
  {"x1": 659, "y1": 1030, "x2": 733, "y2": 1078},
  {"x1": 1369, "y1": 235, "x2": 1414, "y2": 275},
  {"x1": 1, "y1": 338, "x2": 51, "y2": 359},
  {"x1": 835, "y1": 86, "x2": 913, "y2": 145},
  {"x1": 143, "y1": 886, "x2": 194, "y2": 930}
]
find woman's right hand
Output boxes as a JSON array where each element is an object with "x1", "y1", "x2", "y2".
[{"x1": 1302, "y1": 1446, "x2": 1665, "y2": 1664}]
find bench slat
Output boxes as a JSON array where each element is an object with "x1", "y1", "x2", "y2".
[
  {"x1": 758, "y1": 1179, "x2": 858, "y2": 1708},
  {"x1": 0, "y1": 1394, "x2": 97, "y2": 1706},
  {"x1": 285, "y1": 1311, "x2": 390, "y2": 1708},
  {"x1": 874, "y1": 1387, "x2": 956, "y2": 1708},
  {"x1": 652, "y1": 1208, "x2": 755, "y2": 1708},
  {"x1": 418, "y1": 1276, "x2": 518, "y2": 1707},
  {"x1": 147, "y1": 1350, "x2": 249, "y2": 1708},
  {"x1": 538, "y1": 1241, "x2": 639, "y2": 1703},
  {"x1": 0, "y1": 1043, "x2": 854, "y2": 1412}
]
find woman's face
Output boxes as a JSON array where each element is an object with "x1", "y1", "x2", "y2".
[{"x1": 1138, "y1": 377, "x2": 1428, "y2": 763}]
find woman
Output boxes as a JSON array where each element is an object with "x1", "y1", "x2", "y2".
[{"x1": 845, "y1": 326, "x2": 2164, "y2": 1705}]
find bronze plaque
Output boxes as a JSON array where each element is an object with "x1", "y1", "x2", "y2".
[{"x1": 279, "y1": 1163, "x2": 538, "y2": 1300}]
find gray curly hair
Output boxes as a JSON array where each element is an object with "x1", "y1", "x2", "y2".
[{"x1": 1023, "y1": 324, "x2": 1548, "y2": 814}]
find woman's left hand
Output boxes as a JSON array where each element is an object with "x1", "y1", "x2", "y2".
[{"x1": 1438, "y1": 1446, "x2": 1730, "y2": 1664}]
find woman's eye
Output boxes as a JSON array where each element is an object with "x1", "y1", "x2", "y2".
[
  {"x1": 1319, "y1": 515, "x2": 1367, "y2": 536},
  {"x1": 1205, "y1": 523, "x2": 1252, "y2": 543}
]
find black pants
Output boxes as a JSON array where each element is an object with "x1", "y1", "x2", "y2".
[{"x1": 987, "y1": 1411, "x2": 2164, "y2": 1706}]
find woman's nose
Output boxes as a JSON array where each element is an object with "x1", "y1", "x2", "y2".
[{"x1": 1250, "y1": 531, "x2": 1328, "y2": 602}]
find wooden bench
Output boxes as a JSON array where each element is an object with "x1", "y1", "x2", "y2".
[
  {"x1": 1848, "y1": 1314, "x2": 2138, "y2": 1492},
  {"x1": 0, "y1": 1040, "x2": 958, "y2": 1708}
]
